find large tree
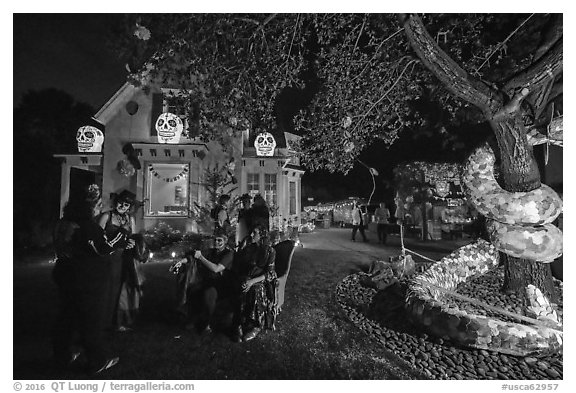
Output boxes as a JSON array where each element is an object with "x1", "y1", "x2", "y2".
[{"x1": 116, "y1": 13, "x2": 562, "y2": 299}]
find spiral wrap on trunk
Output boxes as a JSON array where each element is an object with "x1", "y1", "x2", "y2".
[{"x1": 462, "y1": 144, "x2": 562, "y2": 262}]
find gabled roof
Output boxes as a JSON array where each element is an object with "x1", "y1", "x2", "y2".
[{"x1": 94, "y1": 82, "x2": 140, "y2": 126}]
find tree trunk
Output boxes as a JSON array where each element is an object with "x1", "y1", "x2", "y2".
[
  {"x1": 489, "y1": 115, "x2": 556, "y2": 301},
  {"x1": 400, "y1": 14, "x2": 559, "y2": 302}
]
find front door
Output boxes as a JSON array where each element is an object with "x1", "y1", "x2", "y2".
[{"x1": 70, "y1": 167, "x2": 97, "y2": 199}]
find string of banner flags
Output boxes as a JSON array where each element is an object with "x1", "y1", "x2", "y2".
[{"x1": 148, "y1": 164, "x2": 189, "y2": 182}]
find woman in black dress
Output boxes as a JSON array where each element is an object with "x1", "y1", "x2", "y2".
[
  {"x1": 52, "y1": 184, "x2": 132, "y2": 374},
  {"x1": 98, "y1": 190, "x2": 136, "y2": 331},
  {"x1": 231, "y1": 225, "x2": 278, "y2": 342}
]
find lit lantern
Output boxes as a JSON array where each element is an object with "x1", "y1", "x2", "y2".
[
  {"x1": 155, "y1": 112, "x2": 183, "y2": 144},
  {"x1": 76, "y1": 126, "x2": 104, "y2": 153},
  {"x1": 254, "y1": 132, "x2": 276, "y2": 156}
]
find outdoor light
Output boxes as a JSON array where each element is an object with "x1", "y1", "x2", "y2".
[
  {"x1": 149, "y1": 252, "x2": 154, "y2": 259},
  {"x1": 171, "y1": 251, "x2": 176, "y2": 258},
  {"x1": 76, "y1": 125, "x2": 104, "y2": 153},
  {"x1": 155, "y1": 112, "x2": 183, "y2": 144}
]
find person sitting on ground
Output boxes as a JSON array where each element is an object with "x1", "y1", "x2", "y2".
[
  {"x1": 190, "y1": 231, "x2": 236, "y2": 334},
  {"x1": 231, "y1": 225, "x2": 278, "y2": 342}
]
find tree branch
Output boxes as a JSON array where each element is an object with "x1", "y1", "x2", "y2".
[
  {"x1": 351, "y1": 27, "x2": 405, "y2": 82},
  {"x1": 504, "y1": 38, "x2": 562, "y2": 98},
  {"x1": 399, "y1": 14, "x2": 501, "y2": 115},
  {"x1": 351, "y1": 59, "x2": 417, "y2": 134},
  {"x1": 533, "y1": 14, "x2": 563, "y2": 62}
]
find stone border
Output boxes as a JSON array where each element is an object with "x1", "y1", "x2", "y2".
[
  {"x1": 405, "y1": 240, "x2": 563, "y2": 356},
  {"x1": 335, "y1": 272, "x2": 563, "y2": 379}
]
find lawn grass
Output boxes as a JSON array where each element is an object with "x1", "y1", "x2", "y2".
[{"x1": 13, "y1": 231, "x2": 427, "y2": 380}]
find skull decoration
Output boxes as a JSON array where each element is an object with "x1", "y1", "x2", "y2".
[
  {"x1": 435, "y1": 180, "x2": 450, "y2": 198},
  {"x1": 254, "y1": 132, "x2": 276, "y2": 157},
  {"x1": 76, "y1": 126, "x2": 104, "y2": 153},
  {"x1": 155, "y1": 112, "x2": 183, "y2": 144}
]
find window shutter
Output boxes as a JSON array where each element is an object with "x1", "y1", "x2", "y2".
[{"x1": 150, "y1": 92, "x2": 164, "y2": 137}]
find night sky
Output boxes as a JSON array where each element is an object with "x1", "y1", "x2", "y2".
[{"x1": 13, "y1": 14, "x2": 127, "y2": 110}]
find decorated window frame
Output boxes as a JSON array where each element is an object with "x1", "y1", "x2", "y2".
[
  {"x1": 264, "y1": 173, "x2": 277, "y2": 206},
  {"x1": 161, "y1": 88, "x2": 194, "y2": 136},
  {"x1": 247, "y1": 172, "x2": 260, "y2": 197},
  {"x1": 145, "y1": 162, "x2": 191, "y2": 217}
]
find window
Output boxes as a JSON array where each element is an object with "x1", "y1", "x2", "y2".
[
  {"x1": 145, "y1": 163, "x2": 190, "y2": 217},
  {"x1": 264, "y1": 174, "x2": 277, "y2": 207},
  {"x1": 161, "y1": 88, "x2": 199, "y2": 137},
  {"x1": 289, "y1": 181, "x2": 296, "y2": 215},
  {"x1": 247, "y1": 173, "x2": 260, "y2": 197}
]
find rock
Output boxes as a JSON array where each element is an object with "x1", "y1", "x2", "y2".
[
  {"x1": 536, "y1": 360, "x2": 550, "y2": 370},
  {"x1": 444, "y1": 358, "x2": 456, "y2": 368},
  {"x1": 416, "y1": 351, "x2": 430, "y2": 361},
  {"x1": 546, "y1": 368, "x2": 560, "y2": 379},
  {"x1": 523, "y1": 357, "x2": 538, "y2": 366},
  {"x1": 453, "y1": 373, "x2": 464, "y2": 380},
  {"x1": 477, "y1": 367, "x2": 487, "y2": 376}
]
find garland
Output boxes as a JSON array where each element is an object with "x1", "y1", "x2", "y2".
[{"x1": 148, "y1": 164, "x2": 189, "y2": 183}]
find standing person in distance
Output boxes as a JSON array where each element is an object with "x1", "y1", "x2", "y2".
[
  {"x1": 212, "y1": 194, "x2": 231, "y2": 234},
  {"x1": 236, "y1": 193, "x2": 252, "y2": 246},
  {"x1": 248, "y1": 194, "x2": 270, "y2": 233},
  {"x1": 374, "y1": 202, "x2": 391, "y2": 244},
  {"x1": 351, "y1": 200, "x2": 368, "y2": 242}
]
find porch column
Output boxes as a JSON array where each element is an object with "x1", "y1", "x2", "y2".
[{"x1": 59, "y1": 160, "x2": 71, "y2": 218}]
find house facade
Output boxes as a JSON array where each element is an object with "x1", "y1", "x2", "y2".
[{"x1": 54, "y1": 82, "x2": 304, "y2": 234}]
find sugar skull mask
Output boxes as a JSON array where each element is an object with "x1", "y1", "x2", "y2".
[
  {"x1": 155, "y1": 112, "x2": 183, "y2": 144},
  {"x1": 254, "y1": 132, "x2": 276, "y2": 156},
  {"x1": 77, "y1": 126, "x2": 104, "y2": 153}
]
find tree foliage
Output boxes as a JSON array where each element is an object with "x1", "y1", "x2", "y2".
[
  {"x1": 113, "y1": 13, "x2": 561, "y2": 174},
  {"x1": 113, "y1": 14, "x2": 309, "y2": 145}
]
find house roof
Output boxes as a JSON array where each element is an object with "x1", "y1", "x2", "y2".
[
  {"x1": 94, "y1": 82, "x2": 139, "y2": 125},
  {"x1": 283, "y1": 163, "x2": 305, "y2": 172}
]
